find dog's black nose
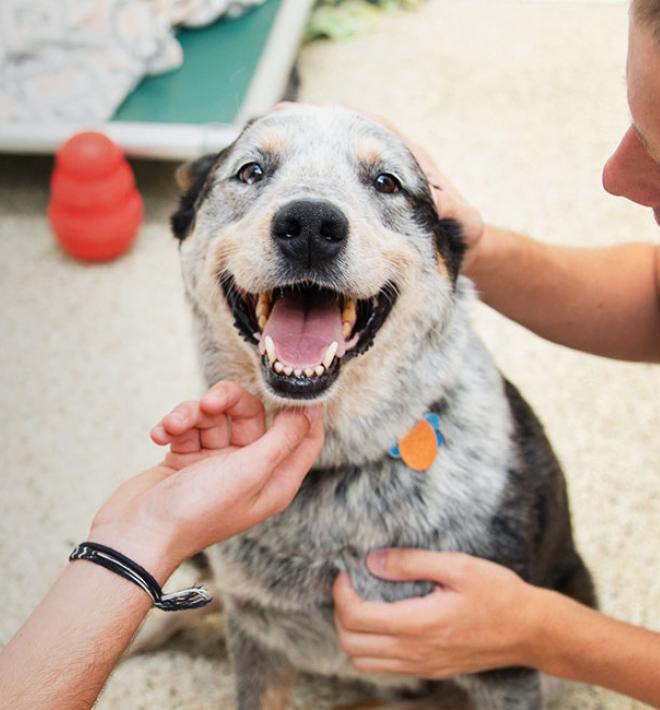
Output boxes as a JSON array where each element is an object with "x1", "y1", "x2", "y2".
[{"x1": 272, "y1": 199, "x2": 348, "y2": 268}]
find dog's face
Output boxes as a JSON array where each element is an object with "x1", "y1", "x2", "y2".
[{"x1": 173, "y1": 106, "x2": 464, "y2": 405}]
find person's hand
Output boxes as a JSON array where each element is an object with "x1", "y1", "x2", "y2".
[
  {"x1": 89, "y1": 381, "x2": 324, "y2": 579},
  {"x1": 274, "y1": 102, "x2": 485, "y2": 271},
  {"x1": 333, "y1": 549, "x2": 544, "y2": 678}
]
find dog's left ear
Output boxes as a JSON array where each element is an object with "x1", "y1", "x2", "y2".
[
  {"x1": 433, "y1": 216, "x2": 466, "y2": 281},
  {"x1": 170, "y1": 153, "x2": 219, "y2": 241},
  {"x1": 412, "y1": 185, "x2": 466, "y2": 281}
]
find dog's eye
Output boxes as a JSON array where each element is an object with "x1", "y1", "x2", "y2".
[
  {"x1": 237, "y1": 162, "x2": 264, "y2": 185},
  {"x1": 374, "y1": 173, "x2": 401, "y2": 194}
]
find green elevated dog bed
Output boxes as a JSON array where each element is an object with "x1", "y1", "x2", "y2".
[{"x1": 3, "y1": 0, "x2": 312, "y2": 160}]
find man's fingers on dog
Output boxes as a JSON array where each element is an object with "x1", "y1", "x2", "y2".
[
  {"x1": 333, "y1": 573, "x2": 440, "y2": 636},
  {"x1": 150, "y1": 424, "x2": 169, "y2": 446},
  {"x1": 256, "y1": 411, "x2": 324, "y2": 510},
  {"x1": 202, "y1": 381, "x2": 266, "y2": 446},
  {"x1": 162, "y1": 401, "x2": 200, "y2": 435},
  {"x1": 336, "y1": 628, "x2": 404, "y2": 661},
  {"x1": 237, "y1": 409, "x2": 312, "y2": 480},
  {"x1": 351, "y1": 657, "x2": 414, "y2": 676},
  {"x1": 366, "y1": 549, "x2": 473, "y2": 590}
]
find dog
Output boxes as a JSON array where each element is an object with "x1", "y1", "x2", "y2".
[{"x1": 162, "y1": 105, "x2": 596, "y2": 709}]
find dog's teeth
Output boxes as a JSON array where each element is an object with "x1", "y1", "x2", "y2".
[
  {"x1": 314, "y1": 365, "x2": 324, "y2": 377},
  {"x1": 322, "y1": 341, "x2": 338, "y2": 369},
  {"x1": 342, "y1": 298, "x2": 357, "y2": 323},
  {"x1": 283, "y1": 366, "x2": 293, "y2": 376},
  {"x1": 265, "y1": 336, "x2": 276, "y2": 364},
  {"x1": 256, "y1": 292, "x2": 271, "y2": 323},
  {"x1": 294, "y1": 368, "x2": 302, "y2": 377},
  {"x1": 304, "y1": 367, "x2": 314, "y2": 377},
  {"x1": 342, "y1": 322, "x2": 352, "y2": 338},
  {"x1": 274, "y1": 361, "x2": 284, "y2": 373}
]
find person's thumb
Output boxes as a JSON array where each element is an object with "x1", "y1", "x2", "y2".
[{"x1": 366, "y1": 548, "x2": 475, "y2": 590}]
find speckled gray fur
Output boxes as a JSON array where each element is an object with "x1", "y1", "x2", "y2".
[{"x1": 172, "y1": 106, "x2": 595, "y2": 709}]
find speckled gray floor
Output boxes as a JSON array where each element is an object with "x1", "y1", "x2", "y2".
[{"x1": 1, "y1": 1, "x2": 658, "y2": 708}]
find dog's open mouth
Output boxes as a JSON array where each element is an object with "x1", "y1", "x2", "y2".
[{"x1": 220, "y1": 274, "x2": 397, "y2": 399}]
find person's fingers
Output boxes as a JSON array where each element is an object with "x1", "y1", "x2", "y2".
[
  {"x1": 351, "y1": 657, "x2": 414, "y2": 676},
  {"x1": 337, "y1": 628, "x2": 406, "y2": 661},
  {"x1": 333, "y1": 572, "x2": 444, "y2": 635},
  {"x1": 254, "y1": 407, "x2": 324, "y2": 512},
  {"x1": 201, "y1": 381, "x2": 266, "y2": 446},
  {"x1": 156, "y1": 401, "x2": 202, "y2": 454},
  {"x1": 232, "y1": 408, "x2": 316, "y2": 486},
  {"x1": 366, "y1": 549, "x2": 477, "y2": 590}
]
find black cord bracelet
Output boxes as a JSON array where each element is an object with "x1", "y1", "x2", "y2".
[{"x1": 69, "y1": 542, "x2": 213, "y2": 612}]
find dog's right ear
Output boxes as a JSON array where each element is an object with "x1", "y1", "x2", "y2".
[{"x1": 171, "y1": 148, "x2": 234, "y2": 241}]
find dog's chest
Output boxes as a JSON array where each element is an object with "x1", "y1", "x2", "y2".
[{"x1": 210, "y1": 436, "x2": 511, "y2": 610}]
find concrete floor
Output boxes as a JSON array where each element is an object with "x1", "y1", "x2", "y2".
[{"x1": 1, "y1": 1, "x2": 658, "y2": 708}]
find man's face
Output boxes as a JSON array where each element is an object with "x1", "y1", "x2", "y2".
[{"x1": 602, "y1": 19, "x2": 660, "y2": 226}]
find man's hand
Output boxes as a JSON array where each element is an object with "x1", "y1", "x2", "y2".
[
  {"x1": 89, "y1": 381, "x2": 324, "y2": 578},
  {"x1": 333, "y1": 549, "x2": 541, "y2": 678}
]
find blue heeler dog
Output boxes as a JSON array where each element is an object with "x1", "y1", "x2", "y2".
[{"x1": 149, "y1": 105, "x2": 596, "y2": 709}]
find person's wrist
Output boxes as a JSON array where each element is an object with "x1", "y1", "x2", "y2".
[
  {"x1": 87, "y1": 510, "x2": 183, "y2": 585},
  {"x1": 514, "y1": 585, "x2": 572, "y2": 673}
]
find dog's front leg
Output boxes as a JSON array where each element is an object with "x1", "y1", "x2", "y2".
[{"x1": 226, "y1": 615, "x2": 296, "y2": 710}]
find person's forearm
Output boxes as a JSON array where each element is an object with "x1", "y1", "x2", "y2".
[
  {"x1": 466, "y1": 225, "x2": 660, "y2": 362},
  {"x1": 0, "y1": 553, "x2": 173, "y2": 710},
  {"x1": 526, "y1": 588, "x2": 660, "y2": 706}
]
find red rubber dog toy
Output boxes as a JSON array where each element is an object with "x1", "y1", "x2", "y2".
[{"x1": 48, "y1": 132, "x2": 143, "y2": 261}]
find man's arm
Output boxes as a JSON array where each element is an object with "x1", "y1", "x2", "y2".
[
  {"x1": 0, "y1": 558, "x2": 164, "y2": 710},
  {"x1": 533, "y1": 587, "x2": 660, "y2": 706},
  {"x1": 466, "y1": 226, "x2": 660, "y2": 362}
]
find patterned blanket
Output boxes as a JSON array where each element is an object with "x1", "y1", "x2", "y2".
[{"x1": 0, "y1": 0, "x2": 264, "y2": 122}]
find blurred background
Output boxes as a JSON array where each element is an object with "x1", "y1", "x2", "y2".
[{"x1": 1, "y1": 0, "x2": 658, "y2": 708}]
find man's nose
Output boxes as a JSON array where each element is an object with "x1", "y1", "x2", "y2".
[
  {"x1": 602, "y1": 126, "x2": 660, "y2": 208},
  {"x1": 271, "y1": 199, "x2": 348, "y2": 269}
]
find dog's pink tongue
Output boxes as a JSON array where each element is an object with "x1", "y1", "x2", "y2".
[{"x1": 263, "y1": 294, "x2": 346, "y2": 368}]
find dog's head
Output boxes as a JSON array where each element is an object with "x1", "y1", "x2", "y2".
[{"x1": 172, "y1": 106, "x2": 465, "y2": 406}]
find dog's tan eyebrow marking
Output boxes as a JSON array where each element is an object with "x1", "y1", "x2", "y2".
[
  {"x1": 356, "y1": 137, "x2": 384, "y2": 166},
  {"x1": 259, "y1": 131, "x2": 287, "y2": 155}
]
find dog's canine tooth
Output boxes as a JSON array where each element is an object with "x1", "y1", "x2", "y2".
[
  {"x1": 342, "y1": 322, "x2": 352, "y2": 338},
  {"x1": 304, "y1": 367, "x2": 314, "y2": 377},
  {"x1": 322, "y1": 341, "x2": 338, "y2": 369},
  {"x1": 256, "y1": 292, "x2": 271, "y2": 321},
  {"x1": 274, "y1": 361, "x2": 284, "y2": 374},
  {"x1": 314, "y1": 365, "x2": 324, "y2": 376},
  {"x1": 256, "y1": 293, "x2": 271, "y2": 331},
  {"x1": 265, "y1": 336, "x2": 276, "y2": 364},
  {"x1": 294, "y1": 368, "x2": 302, "y2": 377},
  {"x1": 283, "y1": 365, "x2": 293, "y2": 376},
  {"x1": 341, "y1": 298, "x2": 356, "y2": 324}
]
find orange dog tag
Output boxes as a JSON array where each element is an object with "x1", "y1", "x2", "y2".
[{"x1": 397, "y1": 419, "x2": 439, "y2": 472}]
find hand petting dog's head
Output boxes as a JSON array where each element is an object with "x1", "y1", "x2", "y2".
[{"x1": 172, "y1": 106, "x2": 465, "y2": 405}]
